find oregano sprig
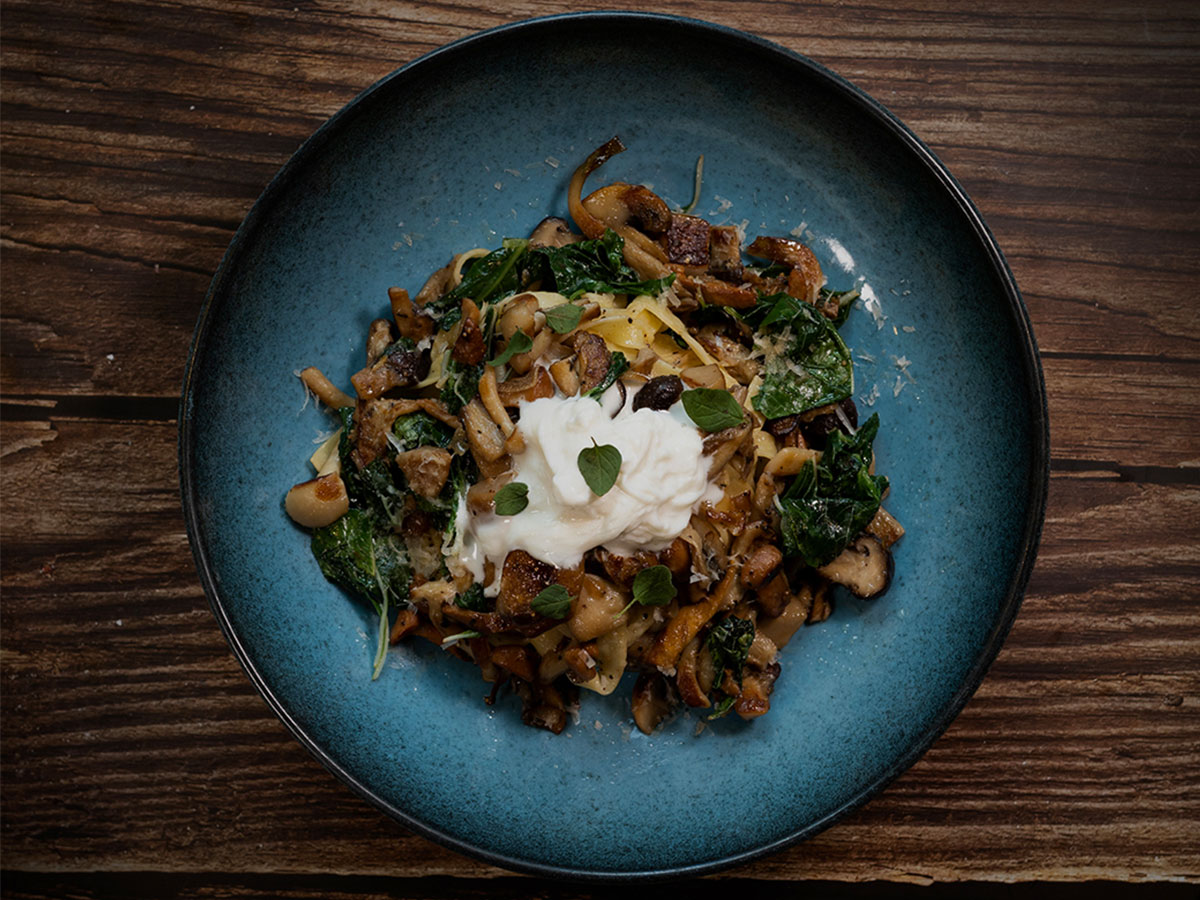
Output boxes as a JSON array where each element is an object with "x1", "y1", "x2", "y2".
[
  {"x1": 488, "y1": 330, "x2": 532, "y2": 366},
  {"x1": 531, "y1": 584, "x2": 572, "y2": 619},
  {"x1": 544, "y1": 303, "x2": 584, "y2": 334},
  {"x1": 681, "y1": 388, "x2": 744, "y2": 432},
  {"x1": 493, "y1": 482, "x2": 529, "y2": 515},
  {"x1": 614, "y1": 564, "x2": 676, "y2": 620},
  {"x1": 577, "y1": 440, "x2": 621, "y2": 496}
]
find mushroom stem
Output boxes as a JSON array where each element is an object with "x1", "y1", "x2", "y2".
[{"x1": 568, "y1": 136, "x2": 627, "y2": 240}]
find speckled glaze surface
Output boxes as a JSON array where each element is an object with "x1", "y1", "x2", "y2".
[{"x1": 180, "y1": 13, "x2": 1048, "y2": 880}]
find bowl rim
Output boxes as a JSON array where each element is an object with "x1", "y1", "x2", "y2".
[{"x1": 178, "y1": 10, "x2": 1050, "y2": 882}]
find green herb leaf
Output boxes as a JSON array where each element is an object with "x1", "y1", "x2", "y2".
[
  {"x1": 584, "y1": 350, "x2": 630, "y2": 401},
  {"x1": 777, "y1": 413, "x2": 888, "y2": 567},
  {"x1": 577, "y1": 441, "x2": 621, "y2": 496},
  {"x1": 311, "y1": 509, "x2": 412, "y2": 615},
  {"x1": 426, "y1": 240, "x2": 530, "y2": 328},
  {"x1": 391, "y1": 411, "x2": 454, "y2": 450},
  {"x1": 493, "y1": 482, "x2": 529, "y2": 516},
  {"x1": 529, "y1": 229, "x2": 674, "y2": 299},
  {"x1": 338, "y1": 408, "x2": 401, "y2": 526},
  {"x1": 439, "y1": 359, "x2": 483, "y2": 413},
  {"x1": 631, "y1": 564, "x2": 675, "y2": 607},
  {"x1": 544, "y1": 303, "x2": 584, "y2": 334},
  {"x1": 310, "y1": 508, "x2": 412, "y2": 679},
  {"x1": 706, "y1": 695, "x2": 737, "y2": 720},
  {"x1": 488, "y1": 329, "x2": 532, "y2": 366},
  {"x1": 707, "y1": 615, "x2": 755, "y2": 687},
  {"x1": 454, "y1": 582, "x2": 487, "y2": 611},
  {"x1": 531, "y1": 584, "x2": 572, "y2": 619},
  {"x1": 680, "y1": 388, "x2": 744, "y2": 432},
  {"x1": 749, "y1": 292, "x2": 853, "y2": 418}
]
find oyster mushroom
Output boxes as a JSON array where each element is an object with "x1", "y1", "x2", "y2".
[
  {"x1": 816, "y1": 535, "x2": 893, "y2": 599},
  {"x1": 528, "y1": 215, "x2": 580, "y2": 247}
]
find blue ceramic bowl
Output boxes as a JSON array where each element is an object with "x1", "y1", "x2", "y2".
[{"x1": 180, "y1": 13, "x2": 1048, "y2": 880}]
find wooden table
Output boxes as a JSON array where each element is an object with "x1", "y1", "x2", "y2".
[{"x1": 3, "y1": 1, "x2": 1197, "y2": 895}]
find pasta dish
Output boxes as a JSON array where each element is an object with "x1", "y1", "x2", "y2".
[{"x1": 285, "y1": 138, "x2": 903, "y2": 734}]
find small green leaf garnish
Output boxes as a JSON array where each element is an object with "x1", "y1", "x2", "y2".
[
  {"x1": 544, "y1": 303, "x2": 584, "y2": 334},
  {"x1": 613, "y1": 564, "x2": 677, "y2": 620},
  {"x1": 531, "y1": 584, "x2": 572, "y2": 619},
  {"x1": 577, "y1": 440, "x2": 622, "y2": 496},
  {"x1": 493, "y1": 482, "x2": 529, "y2": 515},
  {"x1": 681, "y1": 388, "x2": 744, "y2": 433},
  {"x1": 632, "y1": 565, "x2": 675, "y2": 607},
  {"x1": 455, "y1": 583, "x2": 487, "y2": 611},
  {"x1": 488, "y1": 330, "x2": 532, "y2": 366}
]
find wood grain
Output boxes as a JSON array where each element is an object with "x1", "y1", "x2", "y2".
[{"x1": 2, "y1": 0, "x2": 1198, "y2": 892}]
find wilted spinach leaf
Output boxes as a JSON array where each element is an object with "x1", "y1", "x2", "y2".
[
  {"x1": 529, "y1": 229, "x2": 674, "y2": 299},
  {"x1": 439, "y1": 359, "x2": 483, "y2": 414},
  {"x1": 310, "y1": 508, "x2": 412, "y2": 679},
  {"x1": 777, "y1": 412, "x2": 888, "y2": 567},
  {"x1": 391, "y1": 411, "x2": 454, "y2": 450},
  {"x1": 311, "y1": 509, "x2": 411, "y2": 614},
  {"x1": 415, "y1": 452, "x2": 471, "y2": 535},
  {"x1": 334, "y1": 408, "x2": 406, "y2": 527},
  {"x1": 749, "y1": 292, "x2": 853, "y2": 419},
  {"x1": 455, "y1": 582, "x2": 488, "y2": 611},
  {"x1": 584, "y1": 350, "x2": 630, "y2": 400},
  {"x1": 706, "y1": 695, "x2": 738, "y2": 721},
  {"x1": 707, "y1": 615, "x2": 755, "y2": 688},
  {"x1": 425, "y1": 239, "x2": 530, "y2": 329}
]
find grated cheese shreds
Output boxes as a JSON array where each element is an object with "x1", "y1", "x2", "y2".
[{"x1": 310, "y1": 431, "x2": 342, "y2": 476}]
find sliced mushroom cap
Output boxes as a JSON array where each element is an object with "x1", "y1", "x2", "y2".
[
  {"x1": 573, "y1": 331, "x2": 611, "y2": 393},
  {"x1": 622, "y1": 185, "x2": 672, "y2": 233},
  {"x1": 528, "y1": 216, "x2": 580, "y2": 248},
  {"x1": 394, "y1": 447, "x2": 453, "y2": 500},
  {"x1": 816, "y1": 535, "x2": 893, "y2": 599},
  {"x1": 708, "y1": 225, "x2": 744, "y2": 282},
  {"x1": 365, "y1": 317, "x2": 394, "y2": 363},
  {"x1": 735, "y1": 663, "x2": 780, "y2": 720},
  {"x1": 388, "y1": 286, "x2": 435, "y2": 341},
  {"x1": 569, "y1": 573, "x2": 631, "y2": 642},
  {"x1": 497, "y1": 549, "x2": 558, "y2": 617},
  {"x1": 741, "y1": 543, "x2": 783, "y2": 588},
  {"x1": 632, "y1": 671, "x2": 672, "y2": 735},
  {"x1": 675, "y1": 637, "x2": 711, "y2": 708},
  {"x1": 631, "y1": 374, "x2": 683, "y2": 411},
  {"x1": 746, "y1": 236, "x2": 825, "y2": 303}
]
